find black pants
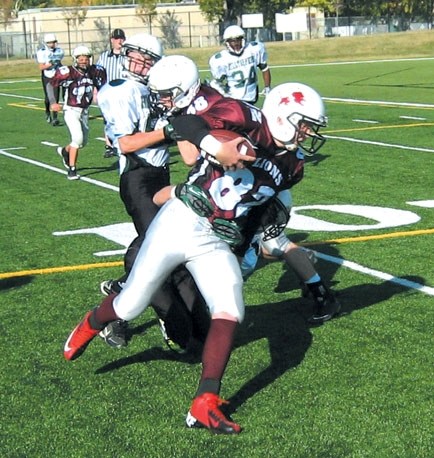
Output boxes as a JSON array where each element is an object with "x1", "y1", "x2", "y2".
[
  {"x1": 41, "y1": 73, "x2": 60, "y2": 115},
  {"x1": 117, "y1": 162, "x2": 210, "y2": 346}
]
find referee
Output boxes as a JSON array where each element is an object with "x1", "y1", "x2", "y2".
[{"x1": 96, "y1": 28, "x2": 126, "y2": 158}]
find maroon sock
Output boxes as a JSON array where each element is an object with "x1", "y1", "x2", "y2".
[
  {"x1": 90, "y1": 293, "x2": 120, "y2": 328},
  {"x1": 199, "y1": 318, "x2": 237, "y2": 386}
]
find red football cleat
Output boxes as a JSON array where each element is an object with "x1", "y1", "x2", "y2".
[
  {"x1": 185, "y1": 393, "x2": 241, "y2": 434},
  {"x1": 64, "y1": 311, "x2": 100, "y2": 361}
]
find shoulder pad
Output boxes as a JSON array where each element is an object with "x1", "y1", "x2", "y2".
[
  {"x1": 109, "y1": 78, "x2": 126, "y2": 87},
  {"x1": 59, "y1": 65, "x2": 70, "y2": 75}
]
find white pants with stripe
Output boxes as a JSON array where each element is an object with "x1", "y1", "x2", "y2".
[{"x1": 113, "y1": 198, "x2": 245, "y2": 323}]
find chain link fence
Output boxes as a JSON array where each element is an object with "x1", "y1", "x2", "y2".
[{"x1": 1, "y1": 9, "x2": 433, "y2": 59}]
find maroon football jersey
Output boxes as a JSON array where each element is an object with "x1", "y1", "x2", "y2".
[
  {"x1": 50, "y1": 65, "x2": 107, "y2": 109},
  {"x1": 177, "y1": 83, "x2": 305, "y2": 229},
  {"x1": 185, "y1": 85, "x2": 275, "y2": 153}
]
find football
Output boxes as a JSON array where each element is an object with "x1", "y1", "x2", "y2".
[{"x1": 203, "y1": 129, "x2": 256, "y2": 165}]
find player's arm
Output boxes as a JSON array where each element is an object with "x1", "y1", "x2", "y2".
[
  {"x1": 169, "y1": 115, "x2": 255, "y2": 168},
  {"x1": 153, "y1": 185, "x2": 175, "y2": 207},
  {"x1": 177, "y1": 140, "x2": 201, "y2": 166},
  {"x1": 258, "y1": 62, "x2": 271, "y2": 95},
  {"x1": 118, "y1": 130, "x2": 166, "y2": 154}
]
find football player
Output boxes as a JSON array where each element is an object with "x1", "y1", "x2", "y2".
[
  {"x1": 47, "y1": 45, "x2": 106, "y2": 180},
  {"x1": 36, "y1": 33, "x2": 64, "y2": 125},
  {"x1": 97, "y1": 34, "x2": 211, "y2": 350},
  {"x1": 63, "y1": 56, "x2": 329, "y2": 435},
  {"x1": 209, "y1": 25, "x2": 271, "y2": 104}
]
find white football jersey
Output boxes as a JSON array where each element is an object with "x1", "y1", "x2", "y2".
[
  {"x1": 98, "y1": 78, "x2": 169, "y2": 173},
  {"x1": 209, "y1": 41, "x2": 268, "y2": 103},
  {"x1": 36, "y1": 45, "x2": 64, "y2": 78}
]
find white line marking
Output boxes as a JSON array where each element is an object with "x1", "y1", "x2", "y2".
[
  {"x1": 41, "y1": 141, "x2": 59, "y2": 147},
  {"x1": 324, "y1": 135, "x2": 434, "y2": 153},
  {"x1": 352, "y1": 119, "x2": 379, "y2": 124},
  {"x1": 324, "y1": 97, "x2": 434, "y2": 108},
  {"x1": 399, "y1": 115, "x2": 427, "y2": 120},
  {"x1": 315, "y1": 251, "x2": 434, "y2": 296},
  {"x1": 0, "y1": 92, "x2": 42, "y2": 101},
  {"x1": 0, "y1": 79, "x2": 38, "y2": 84},
  {"x1": 406, "y1": 200, "x2": 434, "y2": 208},
  {"x1": 199, "y1": 56, "x2": 434, "y2": 73},
  {"x1": 0, "y1": 149, "x2": 119, "y2": 192}
]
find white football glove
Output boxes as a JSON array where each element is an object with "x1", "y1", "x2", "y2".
[
  {"x1": 260, "y1": 87, "x2": 271, "y2": 97},
  {"x1": 154, "y1": 118, "x2": 169, "y2": 130}
]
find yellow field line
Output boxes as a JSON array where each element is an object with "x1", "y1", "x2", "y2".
[
  {"x1": 0, "y1": 261, "x2": 123, "y2": 280},
  {"x1": 8, "y1": 103, "x2": 46, "y2": 111},
  {"x1": 1, "y1": 228, "x2": 432, "y2": 280},
  {"x1": 301, "y1": 227, "x2": 434, "y2": 246}
]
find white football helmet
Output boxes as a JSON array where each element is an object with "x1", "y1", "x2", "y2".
[
  {"x1": 223, "y1": 25, "x2": 245, "y2": 55},
  {"x1": 121, "y1": 33, "x2": 163, "y2": 83},
  {"x1": 148, "y1": 55, "x2": 200, "y2": 115},
  {"x1": 44, "y1": 33, "x2": 57, "y2": 43},
  {"x1": 72, "y1": 45, "x2": 93, "y2": 71},
  {"x1": 262, "y1": 82, "x2": 327, "y2": 155}
]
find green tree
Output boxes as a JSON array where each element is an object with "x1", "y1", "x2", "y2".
[
  {"x1": 0, "y1": 0, "x2": 15, "y2": 26},
  {"x1": 136, "y1": 0, "x2": 157, "y2": 31},
  {"x1": 198, "y1": 0, "x2": 295, "y2": 32},
  {"x1": 158, "y1": 10, "x2": 182, "y2": 49}
]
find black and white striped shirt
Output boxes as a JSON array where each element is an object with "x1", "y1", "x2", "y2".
[{"x1": 96, "y1": 50, "x2": 124, "y2": 82}]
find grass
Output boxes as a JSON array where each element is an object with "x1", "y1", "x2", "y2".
[
  {"x1": 1, "y1": 33, "x2": 433, "y2": 457},
  {"x1": 2, "y1": 29, "x2": 434, "y2": 77}
]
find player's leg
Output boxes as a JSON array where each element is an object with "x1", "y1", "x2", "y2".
[
  {"x1": 41, "y1": 74, "x2": 51, "y2": 122},
  {"x1": 64, "y1": 199, "x2": 193, "y2": 360},
  {"x1": 184, "y1": 244, "x2": 244, "y2": 434},
  {"x1": 260, "y1": 233, "x2": 341, "y2": 324},
  {"x1": 62, "y1": 108, "x2": 83, "y2": 180}
]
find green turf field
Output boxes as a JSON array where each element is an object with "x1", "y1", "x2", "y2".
[{"x1": 1, "y1": 47, "x2": 433, "y2": 457}]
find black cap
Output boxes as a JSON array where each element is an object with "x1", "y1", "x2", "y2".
[{"x1": 111, "y1": 28, "x2": 126, "y2": 39}]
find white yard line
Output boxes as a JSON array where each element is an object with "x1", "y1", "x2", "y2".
[
  {"x1": 315, "y1": 251, "x2": 434, "y2": 296},
  {"x1": 324, "y1": 97, "x2": 434, "y2": 108},
  {"x1": 0, "y1": 148, "x2": 119, "y2": 192},
  {"x1": 198, "y1": 56, "x2": 434, "y2": 73},
  {"x1": 324, "y1": 135, "x2": 434, "y2": 153}
]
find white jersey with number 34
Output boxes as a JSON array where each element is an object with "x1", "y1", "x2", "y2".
[{"x1": 209, "y1": 41, "x2": 268, "y2": 103}]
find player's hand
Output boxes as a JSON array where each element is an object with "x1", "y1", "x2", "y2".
[
  {"x1": 215, "y1": 137, "x2": 255, "y2": 170},
  {"x1": 51, "y1": 103, "x2": 61, "y2": 112},
  {"x1": 260, "y1": 87, "x2": 271, "y2": 97}
]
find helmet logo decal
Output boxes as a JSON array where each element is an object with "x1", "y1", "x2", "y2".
[
  {"x1": 278, "y1": 96, "x2": 291, "y2": 106},
  {"x1": 292, "y1": 91, "x2": 305, "y2": 104},
  {"x1": 278, "y1": 92, "x2": 305, "y2": 106}
]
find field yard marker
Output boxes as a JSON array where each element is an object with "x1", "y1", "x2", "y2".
[
  {"x1": 352, "y1": 119, "x2": 379, "y2": 123},
  {"x1": 313, "y1": 251, "x2": 434, "y2": 296}
]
